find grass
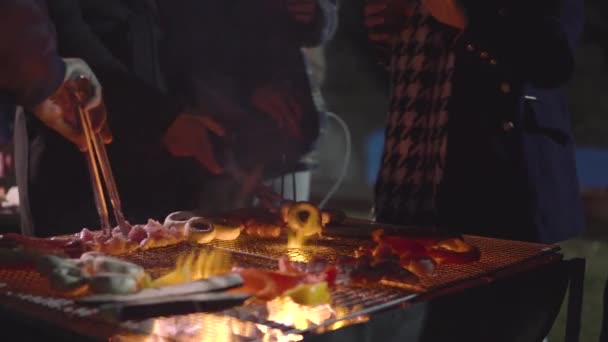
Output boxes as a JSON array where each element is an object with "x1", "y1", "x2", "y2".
[{"x1": 549, "y1": 233, "x2": 608, "y2": 342}]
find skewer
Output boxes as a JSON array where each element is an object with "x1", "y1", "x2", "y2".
[
  {"x1": 80, "y1": 107, "x2": 129, "y2": 235},
  {"x1": 77, "y1": 106, "x2": 111, "y2": 235},
  {"x1": 72, "y1": 75, "x2": 129, "y2": 236}
]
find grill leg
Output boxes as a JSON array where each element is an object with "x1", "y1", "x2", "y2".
[
  {"x1": 600, "y1": 268, "x2": 608, "y2": 342},
  {"x1": 564, "y1": 258, "x2": 585, "y2": 342}
]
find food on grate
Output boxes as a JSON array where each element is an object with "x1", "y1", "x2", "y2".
[
  {"x1": 88, "y1": 272, "x2": 139, "y2": 295},
  {"x1": 371, "y1": 243, "x2": 400, "y2": 263},
  {"x1": 371, "y1": 229, "x2": 481, "y2": 269},
  {"x1": 77, "y1": 213, "x2": 244, "y2": 255},
  {"x1": 374, "y1": 261, "x2": 419, "y2": 284},
  {"x1": 40, "y1": 256, "x2": 88, "y2": 293},
  {"x1": 223, "y1": 185, "x2": 336, "y2": 242},
  {"x1": 185, "y1": 217, "x2": 217, "y2": 244},
  {"x1": 336, "y1": 255, "x2": 421, "y2": 285},
  {"x1": 224, "y1": 207, "x2": 284, "y2": 238},
  {"x1": 212, "y1": 220, "x2": 245, "y2": 241},
  {"x1": 230, "y1": 256, "x2": 334, "y2": 305},
  {"x1": 399, "y1": 256, "x2": 437, "y2": 277},
  {"x1": 231, "y1": 268, "x2": 305, "y2": 300},
  {"x1": 284, "y1": 202, "x2": 323, "y2": 238},
  {"x1": 163, "y1": 211, "x2": 196, "y2": 231},
  {"x1": 277, "y1": 256, "x2": 336, "y2": 286},
  {"x1": 78, "y1": 252, "x2": 146, "y2": 279},
  {"x1": 34, "y1": 252, "x2": 150, "y2": 295},
  {"x1": 427, "y1": 246, "x2": 481, "y2": 264},
  {"x1": 0, "y1": 233, "x2": 84, "y2": 258},
  {"x1": 283, "y1": 282, "x2": 331, "y2": 306},
  {"x1": 2, "y1": 208, "x2": 241, "y2": 257},
  {"x1": 222, "y1": 202, "x2": 332, "y2": 243}
]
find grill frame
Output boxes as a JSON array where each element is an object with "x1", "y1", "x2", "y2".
[{"x1": 0, "y1": 233, "x2": 563, "y2": 341}]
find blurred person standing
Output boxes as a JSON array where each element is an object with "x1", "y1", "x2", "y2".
[
  {"x1": 158, "y1": 0, "x2": 339, "y2": 211},
  {"x1": 268, "y1": 0, "x2": 339, "y2": 202},
  {"x1": 13, "y1": 0, "x2": 226, "y2": 236}
]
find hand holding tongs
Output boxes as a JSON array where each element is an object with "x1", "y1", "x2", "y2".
[{"x1": 69, "y1": 75, "x2": 129, "y2": 237}]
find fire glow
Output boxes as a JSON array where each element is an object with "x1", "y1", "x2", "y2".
[{"x1": 151, "y1": 250, "x2": 233, "y2": 287}]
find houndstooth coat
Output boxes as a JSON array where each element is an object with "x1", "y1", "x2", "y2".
[{"x1": 371, "y1": 0, "x2": 585, "y2": 243}]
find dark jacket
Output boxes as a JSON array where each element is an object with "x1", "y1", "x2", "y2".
[
  {"x1": 0, "y1": 0, "x2": 65, "y2": 116},
  {"x1": 0, "y1": 0, "x2": 69, "y2": 236},
  {"x1": 437, "y1": 0, "x2": 585, "y2": 243}
]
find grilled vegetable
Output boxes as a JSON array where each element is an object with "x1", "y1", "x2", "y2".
[
  {"x1": 284, "y1": 282, "x2": 331, "y2": 306},
  {"x1": 89, "y1": 273, "x2": 139, "y2": 295},
  {"x1": 48, "y1": 267, "x2": 86, "y2": 292},
  {"x1": 78, "y1": 252, "x2": 146, "y2": 280}
]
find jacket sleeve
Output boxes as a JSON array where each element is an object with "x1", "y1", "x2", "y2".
[
  {"x1": 559, "y1": 0, "x2": 584, "y2": 51},
  {"x1": 292, "y1": 0, "x2": 339, "y2": 47},
  {"x1": 0, "y1": 0, "x2": 66, "y2": 108},
  {"x1": 462, "y1": 0, "x2": 577, "y2": 88},
  {"x1": 46, "y1": 0, "x2": 128, "y2": 72}
]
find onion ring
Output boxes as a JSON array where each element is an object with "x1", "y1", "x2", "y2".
[
  {"x1": 285, "y1": 202, "x2": 322, "y2": 237},
  {"x1": 212, "y1": 220, "x2": 244, "y2": 241},
  {"x1": 164, "y1": 211, "x2": 196, "y2": 232},
  {"x1": 185, "y1": 217, "x2": 217, "y2": 244}
]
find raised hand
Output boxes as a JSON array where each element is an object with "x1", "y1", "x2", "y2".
[
  {"x1": 32, "y1": 58, "x2": 110, "y2": 151},
  {"x1": 163, "y1": 114, "x2": 226, "y2": 174}
]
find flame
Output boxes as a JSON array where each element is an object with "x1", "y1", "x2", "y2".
[
  {"x1": 255, "y1": 325, "x2": 304, "y2": 342},
  {"x1": 265, "y1": 296, "x2": 335, "y2": 330},
  {"x1": 436, "y1": 238, "x2": 472, "y2": 252},
  {"x1": 262, "y1": 297, "x2": 370, "y2": 337},
  {"x1": 287, "y1": 230, "x2": 306, "y2": 249},
  {"x1": 151, "y1": 250, "x2": 232, "y2": 287},
  {"x1": 139, "y1": 313, "x2": 266, "y2": 342},
  {"x1": 332, "y1": 305, "x2": 370, "y2": 329}
]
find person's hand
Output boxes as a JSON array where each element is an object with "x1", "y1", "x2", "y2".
[
  {"x1": 31, "y1": 58, "x2": 110, "y2": 151},
  {"x1": 163, "y1": 114, "x2": 226, "y2": 174},
  {"x1": 63, "y1": 58, "x2": 103, "y2": 111},
  {"x1": 287, "y1": 0, "x2": 317, "y2": 24},
  {"x1": 364, "y1": 0, "x2": 414, "y2": 43},
  {"x1": 251, "y1": 84, "x2": 303, "y2": 139},
  {"x1": 423, "y1": 0, "x2": 467, "y2": 29}
]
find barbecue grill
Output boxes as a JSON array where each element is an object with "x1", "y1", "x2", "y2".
[{"x1": 0, "y1": 233, "x2": 585, "y2": 342}]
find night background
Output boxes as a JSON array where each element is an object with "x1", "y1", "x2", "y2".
[{"x1": 0, "y1": 1, "x2": 606, "y2": 340}]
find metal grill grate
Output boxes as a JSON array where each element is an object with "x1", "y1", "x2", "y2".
[
  {"x1": 0, "y1": 269, "x2": 59, "y2": 297},
  {"x1": 0, "y1": 233, "x2": 561, "y2": 341}
]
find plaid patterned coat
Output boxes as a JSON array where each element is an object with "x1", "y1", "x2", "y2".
[
  {"x1": 370, "y1": 0, "x2": 585, "y2": 243},
  {"x1": 373, "y1": 3, "x2": 457, "y2": 227}
]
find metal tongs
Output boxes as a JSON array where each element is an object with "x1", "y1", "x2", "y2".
[{"x1": 70, "y1": 75, "x2": 128, "y2": 236}]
